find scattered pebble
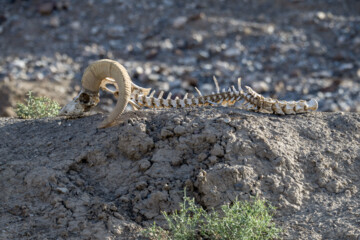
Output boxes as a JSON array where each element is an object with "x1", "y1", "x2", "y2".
[
  {"x1": 173, "y1": 16, "x2": 188, "y2": 28},
  {"x1": 223, "y1": 47, "x2": 241, "y2": 58},
  {"x1": 0, "y1": 0, "x2": 359, "y2": 118},
  {"x1": 38, "y1": 2, "x2": 54, "y2": 15},
  {"x1": 56, "y1": 187, "x2": 69, "y2": 194},
  {"x1": 107, "y1": 26, "x2": 125, "y2": 38},
  {"x1": 252, "y1": 81, "x2": 270, "y2": 93}
]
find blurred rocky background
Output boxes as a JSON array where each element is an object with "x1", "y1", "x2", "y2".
[{"x1": 0, "y1": 0, "x2": 359, "y2": 117}]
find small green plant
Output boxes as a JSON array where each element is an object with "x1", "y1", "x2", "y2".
[
  {"x1": 142, "y1": 191, "x2": 281, "y2": 240},
  {"x1": 16, "y1": 91, "x2": 61, "y2": 119}
]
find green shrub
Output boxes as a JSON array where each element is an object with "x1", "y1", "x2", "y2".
[
  {"x1": 142, "y1": 191, "x2": 281, "y2": 240},
  {"x1": 16, "y1": 91, "x2": 61, "y2": 119}
]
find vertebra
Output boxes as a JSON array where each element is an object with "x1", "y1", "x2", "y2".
[{"x1": 60, "y1": 59, "x2": 318, "y2": 128}]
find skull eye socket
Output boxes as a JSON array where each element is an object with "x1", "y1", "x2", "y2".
[{"x1": 79, "y1": 93, "x2": 90, "y2": 104}]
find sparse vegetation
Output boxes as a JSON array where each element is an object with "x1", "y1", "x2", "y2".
[
  {"x1": 16, "y1": 91, "x2": 61, "y2": 119},
  {"x1": 143, "y1": 191, "x2": 281, "y2": 240}
]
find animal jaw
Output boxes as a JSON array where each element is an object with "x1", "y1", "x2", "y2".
[{"x1": 60, "y1": 59, "x2": 318, "y2": 128}]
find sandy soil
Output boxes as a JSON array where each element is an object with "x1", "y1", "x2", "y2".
[{"x1": 1, "y1": 108, "x2": 359, "y2": 239}]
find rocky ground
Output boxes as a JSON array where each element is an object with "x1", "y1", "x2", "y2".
[
  {"x1": 1, "y1": 109, "x2": 360, "y2": 239},
  {"x1": 0, "y1": 0, "x2": 359, "y2": 116},
  {"x1": 1, "y1": 0, "x2": 360, "y2": 239}
]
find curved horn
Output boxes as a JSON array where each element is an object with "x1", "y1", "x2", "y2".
[{"x1": 82, "y1": 59, "x2": 132, "y2": 128}]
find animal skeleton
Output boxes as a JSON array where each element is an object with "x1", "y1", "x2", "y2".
[{"x1": 59, "y1": 59, "x2": 318, "y2": 128}]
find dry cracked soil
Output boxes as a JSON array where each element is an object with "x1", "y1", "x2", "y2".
[{"x1": 1, "y1": 108, "x2": 360, "y2": 239}]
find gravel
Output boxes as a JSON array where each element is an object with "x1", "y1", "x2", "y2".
[{"x1": 0, "y1": 0, "x2": 359, "y2": 117}]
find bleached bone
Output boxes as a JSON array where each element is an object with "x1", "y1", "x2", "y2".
[
  {"x1": 61, "y1": 60, "x2": 318, "y2": 128},
  {"x1": 213, "y1": 76, "x2": 220, "y2": 93},
  {"x1": 243, "y1": 84, "x2": 318, "y2": 114},
  {"x1": 129, "y1": 77, "x2": 318, "y2": 115},
  {"x1": 194, "y1": 87, "x2": 202, "y2": 96},
  {"x1": 59, "y1": 59, "x2": 134, "y2": 128},
  {"x1": 100, "y1": 77, "x2": 151, "y2": 98}
]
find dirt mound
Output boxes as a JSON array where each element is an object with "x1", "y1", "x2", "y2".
[
  {"x1": 0, "y1": 108, "x2": 359, "y2": 239},
  {"x1": 1, "y1": 1, "x2": 360, "y2": 117}
]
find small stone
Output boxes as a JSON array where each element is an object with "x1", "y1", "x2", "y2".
[
  {"x1": 152, "y1": 65, "x2": 161, "y2": 73},
  {"x1": 109, "y1": 40, "x2": 122, "y2": 49},
  {"x1": 208, "y1": 155, "x2": 218, "y2": 164},
  {"x1": 36, "y1": 72, "x2": 45, "y2": 81},
  {"x1": 134, "y1": 66, "x2": 144, "y2": 75},
  {"x1": 139, "y1": 159, "x2": 151, "y2": 171},
  {"x1": 266, "y1": 25, "x2": 275, "y2": 34},
  {"x1": 160, "y1": 38, "x2": 174, "y2": 50},
  {"x1": 197, "y1": 153, "x2": 207, "y2": 162},
  {"x1": 70, "y1": 21, "x2": 81, "y2": 31},
  {"x1": 171, "y1": 157, "x2": 182, "y2": 166},
  {"x1": 49, "y1": 16, "x2": 60, "y2": 28},
  {"x1": 110, "y1": 205, "x2": 117, "y2": 211},
  {"x1": 178, "y1": 56, "x2": 197, "y2": 65},
  {"x1": 173, "y1": 16, "x2": 188, "y2": 28},
  {"x1": 120, "y1": 196, "x2": 129, "y2": 202},
  {"x1": 146, "y1": 49, "x2": 158, "y2": 59},
  {"x1": 55, "y1": 1, "x2": 70, "y2": 10},
  {"x1": 210, "y1": 144, "x2": 224, "y2": 157},
  {"x1": 224, "y1": 47, "x2": 241, "y2": 58},
  {"x1": 107, "y1": 26, "x2": 125, "y2": 38},
  {"x1": 338, "y1": 101, "x2": 350, "y2": 112},
  {"x1": 38, "y1": 2, "x2": 54, "y2": 15},
  {"x1": 173, "y1": 117, "x2": 182, "y2": 125},
  {"x1": 147, "y1": 73, "x2": 160, "y2": 81},
  {"x1": 254, "y1": 62, "x2": 263, "y2": 70},
  {"x1": 345, "y1": 189, "x2": 352, "y2": 198},
  {"x1": 174, "y1": 125, "x2": 186, "y2": 135},
  {"x1": 312, "y1": 70, "x2": 333, "y2": 78},
  {"x1": 353, "y1": 36, "x2": 360, "y2": 47},
  {"x1": 12, "y1": 59, "x2": 26, "y2": 69},
  {"x1": 316, "y1": 11, "x2": 326, "y2": 20},
  {"x1": 198, "y1": 50, "x2": 210, "y2": 60},
  {"x1": 90, "y1": 26, "x2": 100, "y2": 35},
  {"x1": 192, "y1": 33, "x2": 203, "y2": 44},
  {"x1": 163, "y1": 183, "x2": 171, "y2": 191},
  {"x1": 243, "y1": 27, "x2": 252, "y2": 35},
  {"x1": 188, "y1": 12, "x2": 205, "y2": 21},
  {"x1": 56, "y1": 187, "x2": 69, "y2": 194},
  {"x1": 202, "y1": 63, "x2": 213, "y2": 70},
  {"x1": 135, "y1": 181, "x2": 148, "y2": 190},
  {"x1": 338, "y1": 63, "x2": 354, "y2": 71},
  {"x1": 113, "y1": 212, "x2": 124, "y2": 220},
  {"x1": 251, "y1": 81, "x2": 270, "y2": 93},
  {"x1": 160, "y1": 128, "x2": 174, "y2": 138},
  {"x1": 223, "y1": 118, "x2": 231, "y2": 123}
]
